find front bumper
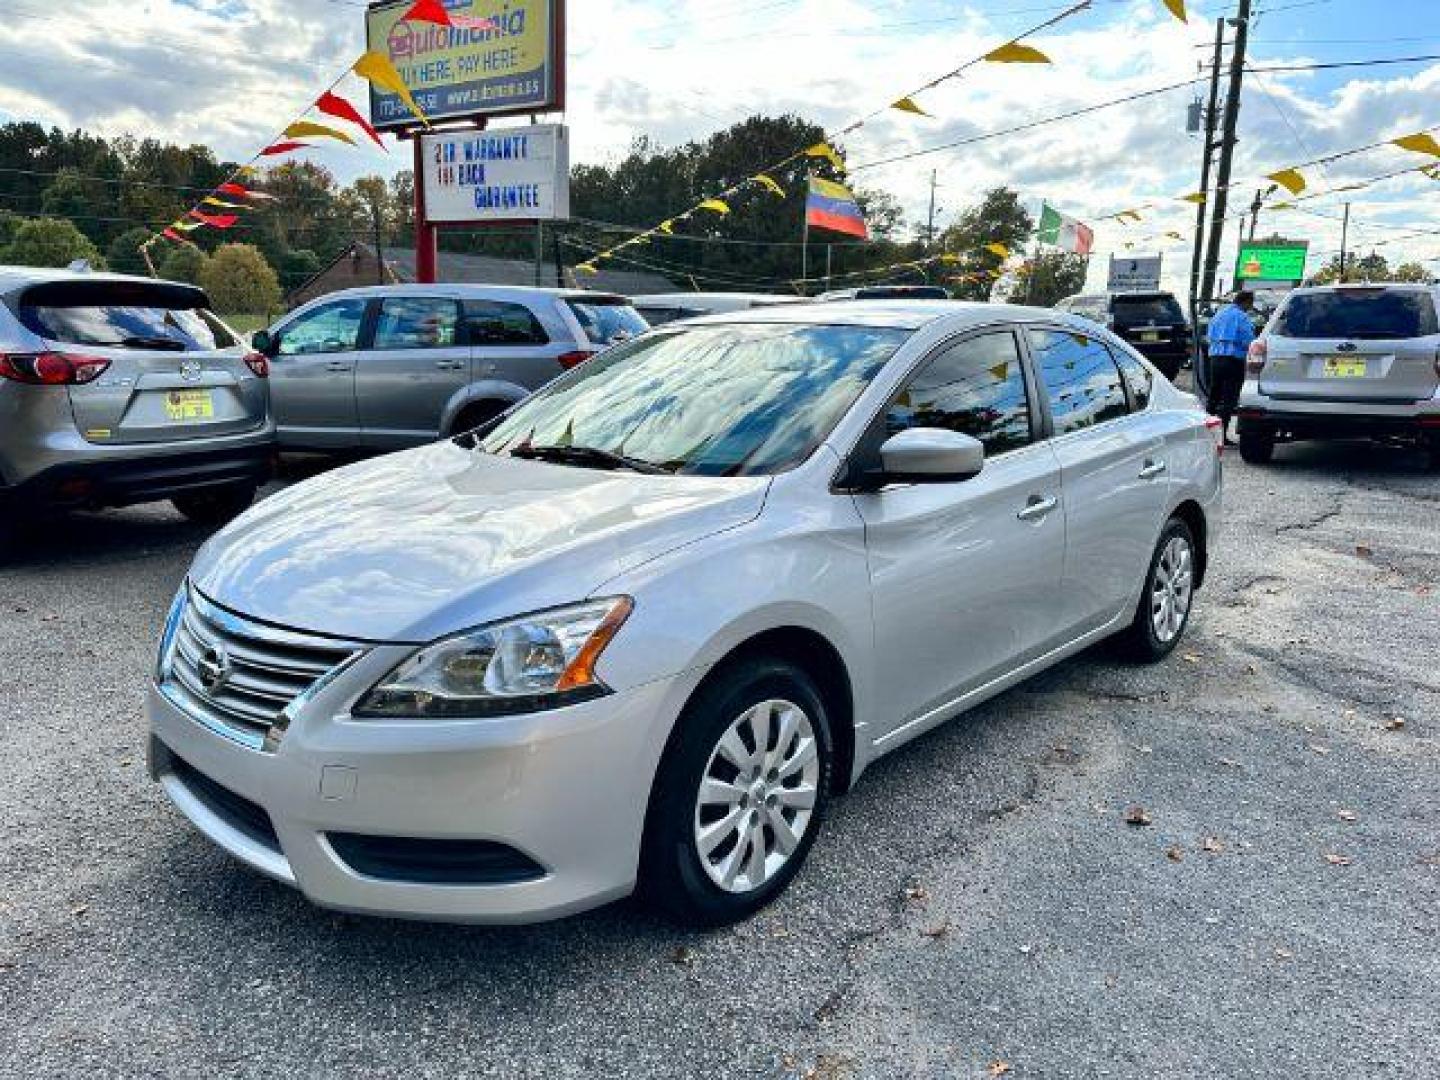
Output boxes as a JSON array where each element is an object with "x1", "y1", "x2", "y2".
[{"x1": 146, "y1": 664, "x2": 703, "y2": 924}]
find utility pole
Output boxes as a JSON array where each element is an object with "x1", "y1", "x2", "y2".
[
  {"x1": 1187, "y1": 17, "x2": 1225, "y2": 337},
  {"x1": 1338, "y1": 202, "x2": 1351, "y2": 282},
  {"x1": 1201, "y1": 0, "x2": 1251, "y2": 305},
  {"x1": 924, "y1": 170, "x2": 939, "y2": 248},
  {"x1": 1247, "y1": 187, "x2": 1264, "y2": 240},
  {"x1": 371, "y1": 204, "x2": 386, "y2": 285}
]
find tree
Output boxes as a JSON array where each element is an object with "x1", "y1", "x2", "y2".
[
  {"x1": 158, "y1": 244, "x2": 209, "y2": 284},
  {"x1": 3, "y1": 217, "x2": 103, "y2": 268},
  {"x1": 40, "y1": 167, "x2": 112, "y2": 246},
  {"x1": 1009, "y1": 252, "x2": 1088, "y2": 307},
  {"x1": 105, "y1": 227, "x2": 156, "y2": 276},
  {"x1": 198, "y1": 243, "x2": 281, "y2": 317},
  {"x1": 938, "y1": 187, "x2": 1033, "y2": 301},
  {"x1": 277, "y1": 248, "x2": 321, "y2": 293},
  {"x1": 1390, "y1": 261, "x2": 1429, "y2": 283}
]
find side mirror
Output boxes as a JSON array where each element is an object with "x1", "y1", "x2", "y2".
[
  {"x1": 878, "y1": 428, "x2": 985, "y2": 484},
  {"x1": 251, "y1": 329, "x2": 277, "y2": 356}
]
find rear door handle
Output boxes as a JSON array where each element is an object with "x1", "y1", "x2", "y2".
[
  {"x1": 435, "y1": 360, "x2": 466, "y2": 370},
  {"x1": 325, "y1": 361, "x2": 353, "y2": 372},
  {"x1": 1139, "y1": 459, "x2": 1168, "y2": 480},
  {"x1": 1017, "y1": 495, "x2": 1059, "y2": 522}
]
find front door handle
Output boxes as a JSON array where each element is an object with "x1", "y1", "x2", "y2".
[
  {"x1": 435, "y1": 360, "x2": 466, "y2": 370},
  {"x1": 1139, "y1": 459, "x2": 1168, "y2": 480},
  {"x1": 325, "y1": 361, "x2": 353, "y2": 372},
  {"x1": 1017, "y1": 495, "x2": 1059, "y2": 522}
]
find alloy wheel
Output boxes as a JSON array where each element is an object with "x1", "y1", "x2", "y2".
[
  {"x1": 1151, "y1": 534, "x2": 1195, "y2": 644},
  {"x1": 693, "y1": 698, "x2": 821, "y2": 894}
]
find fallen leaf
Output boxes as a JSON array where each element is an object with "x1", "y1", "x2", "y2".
[
  {"x1": 989, "y1": 1062, "x2": 1013, "y2": 1077},
  {"x1": 1201, "y1": 836, "x2": 1225, "y2": 854},
  {"x1": 1274, "y1": 947, "x2": 1294, "y2": 961},
  {"x1": 1355, "y1": 544, "x2": 1373, "y2": 558},
  {"x1": 902, "y1": 882, "x2": 929, "y2": 905},
  {"x1": 1383, "y1": 717, "x2": 1406, "y2": 732},
  {"x1": 1165, "y1": 845, "x2": 1184, "y2": 862},
  {"x1": 1133, "y1": 744, "x2": 1153, "y2": 755},
  {"x1": 1220, "y1": 758, "x2": 1242, "y2": 769},
  {"x1": 70, "y1": 904, "x2": 88, "y2": 917},
  {"x1": 671, "y1": 946, "x2": 695, "y2": 967},
  {"x1": 1324, "y1": 852, "x2": 1353, "y2": 867},
  {"x1": 1308, "y1": 744, "x2": 1331, "y2": 756},
  {"x1": 920, "y1": 922, "x2": 950, "y2": 939},
  {"x1": 1124, "y1": 806, "x2": 1153, "y2": 827},
  {"x1": 1342, "y1": 709, "x2": 1357, "y2": 719},
  {"x1": 1337, "y1": 809, "x2": 1357, "y2": 822},
  {"x1": 1181, "y1": 653, "x2": 1201, "y2": 664}
]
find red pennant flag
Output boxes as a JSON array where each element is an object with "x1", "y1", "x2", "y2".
[
  {"x1": 216, "y1": 182, "x2": 277, "y2": 202},
  {"x1": 259, "y1": 141, "x2": 309, "y2": 157},
  {"x1": 400, "y1": 0, "x2": 497, "y2": 31},
  {"x1": 315, "y1": 91, "x2": 386, "y2": 149},
  {"x1": 161, "y1": 228, "x2": 195, "y2": 244},
  {"x1": 187, "y1": 209, "x2": 239, "y2": 228}
]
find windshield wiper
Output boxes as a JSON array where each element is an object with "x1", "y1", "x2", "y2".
[
  {"x1": 120, "y1": 335, "x2": 188, "y2": 351},
  {"x1": 510, "y1": 444, "x2": 672, "y2": 475}
]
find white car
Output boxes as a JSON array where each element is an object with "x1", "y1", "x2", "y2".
[{"x1": 147, "y1": 302, "x2": 1222, "y2": 926}]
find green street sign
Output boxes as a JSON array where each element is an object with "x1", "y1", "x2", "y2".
[{"x1": 1235, "y1": 242, "x2": 1308, "y2": 282}]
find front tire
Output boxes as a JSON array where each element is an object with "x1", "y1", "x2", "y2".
[
  {"x1": 1118, "y1": 517, "x2": 1197, "y2": 663},
  {"x1": 641, "y1": 659, "x2": 833, "y2": 927},
  {"x1": 171, "y1": 482, "x2": 257, "y2": 526}
]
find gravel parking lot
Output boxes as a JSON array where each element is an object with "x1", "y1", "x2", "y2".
[{"x1": 2, "y1": 442, "x2": 1436, "y2": 1079}]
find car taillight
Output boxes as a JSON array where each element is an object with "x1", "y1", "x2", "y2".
[
  {"x1": 557, "y1": 350, "x2": 596, "y2": 370},
  {"x1": 0, "y1": 351, "x2": 111, "y2": 385},
  {"x1": 243, "y1": 351, "x2": 270, "y2": 378},
  {"x1": 1245, "y1": 338, "x2": 1268, "y2": 377},
  {"x1": 1204, "y1": 415, "x2": 1224, "y2": 456}
]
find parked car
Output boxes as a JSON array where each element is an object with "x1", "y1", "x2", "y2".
[
  {"x1": 1237, "y1": 283, "x2": 1440, "y2": 466},
  {"x1": 256, "y1": 284, "x2": 649, "y2": 452},
  {"x1": 1056, "y1": 291, "x2": 1192, "y2": 378},
  {"x1": 817, "y1": 285, "x2": 950, "y2": 301},
  {"x1": 633, "y1": 292, "x2": 805, "y2": 327},
  {"x1": 148, "y1": 301, "x2": 1221, "y2": 926},
  {"x1": 0, "y1": 267, "x2": 273, "y2": 556}
]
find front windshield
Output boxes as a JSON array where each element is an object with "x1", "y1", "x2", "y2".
[{"x1": 478, "y1": 323, "x2": 909, "y2": 476}]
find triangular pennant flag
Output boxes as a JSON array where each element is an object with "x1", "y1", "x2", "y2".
[
  {"x1": 171, "y1": 219, "x2": 203, "y2": 232},
  {"x1": 1392, "y1": 132, "x2": 1440, "y2": 158},
  {"x1": 804, "y1": 143, "x2": 845, "y2": 171},
  {"x1": 698, "y1": 198, "x2": 731, "y2": 215},
  {"x1": 400, "y1": 0, "x2": 452, "y2": 25},
  {"x1": 1268, "y1": 201, "x2": 1296, "y2": 211},
  {"x1": 574, "y1": 262, "x2": 598, "y2": 275},
  {"x1": 1165, "y1": 230, "x2": 1185, "y2": 241},
  {"x1": 201, "y1": 197, "x2": 250, "y2": 210},
  {"x1": 285, "y1": 120, "x2": 357, "y2": 146},
  {"x1": 986, "y1": 242, "x2": 1010, "y2": 259},
  {"x1": 984, "y1": 42, "x2": 1050, "y2": 64},
  {"x1": 188, "y1": 209, "x2": 239, "y2": 228},
  {"x1": 1180, "y1": 191, "x2": 1206, "y2": 204},
  {"x1": 890, "y1": 96, "x2": 931, "y2": 117},
  {"x1": 260, "y1": 141, "x2": 309, "y2": 157},
  {"x1": 161, "y1": 227, "x2": 197, "y2": 245},
  {"x1": 354, "y1": 51, "x2": 428, "y2": 126},
  {"x1": 316, "y1": 91, "x2": 386, "y2": 149},
  {"x1": 1162, "y1": 0, "x2": 1187, "y2": 22},
  {"x1": 216, "y1": 181, "x2": 276, "y2": 201},
  {"x1": 753, "y1": 174, "x2": 785, "y2": 197},
  {"x1": 657, "y1": 221, "x2": 675, "y2": 235},
  {"x1": 940, "y1": 253, "x2": 960, "y2": 264},
  {"x1": 1267, "y1": 168, "x2": 1306, "y2": 195},
  {"x1": 1117, "y1": 209, "x2": 1143, "y2": 223}
]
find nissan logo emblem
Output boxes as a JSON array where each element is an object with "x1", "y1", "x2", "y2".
[{"x1": 196, "y1": 644, "x2": 232, "y2": 694}]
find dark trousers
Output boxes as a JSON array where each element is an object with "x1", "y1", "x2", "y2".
[{"x1": 1207, "y1": 354, "x2": 1245, "y2": 430}]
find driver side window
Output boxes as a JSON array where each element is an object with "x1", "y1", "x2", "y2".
[
  {"x1": 277, "y1": 299, "x2": 367, "y2": 356},
  {"x1": 884, "y1": 331, "x2": 1034, "y2": 456}
]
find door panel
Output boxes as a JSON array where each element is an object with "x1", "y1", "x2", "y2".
[
  {"x1": 269, "y1": 298, "x2": 367, "y2": 449},
  {"x1": 357, "y1": 297, "x2": 468, "y2": 450},
  {"x1": 464, "y1": 297, "x2": 569, "y2": 397}
]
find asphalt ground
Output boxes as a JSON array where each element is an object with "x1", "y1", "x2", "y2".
[{"x1": 1, "y1": 441, "x2": 1436, "y2": 1079}]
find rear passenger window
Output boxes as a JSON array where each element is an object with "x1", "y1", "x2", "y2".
[
  {"x1": 1110, "y1": 346, "x2": 1154, "y2": 410},
  {"x1": 885, "y1": 331, "x2": 1033, "y2": 455},
  {"x1": 1028, "y1": 328, "x2": 1129, "y2": 434},
  {"x1": 463, "y1": 300, "x2": 549, "y2": 345},
  {"x1": 372, "y1": 297, "x2": 460, "y2": 350}
]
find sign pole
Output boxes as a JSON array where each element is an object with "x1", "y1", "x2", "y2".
[{"x1": 413, "y1": 135, "x2": 438, "y2": 284}]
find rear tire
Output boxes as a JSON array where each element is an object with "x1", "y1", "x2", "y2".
[
  {"x1": 0, "y1": 501, "x2": 17, "y2": 562},
  {"x1": 640, "y1": 658, "x2": 833, "y2": 928},
  {"x1": 1117, "y1": 517, "x2": 1197, "y2": 663},
  {"x1": 171, "y1": 482, "x2": 257, "y2": 526},
  {"x1": 1238, "y1": 425, "x2": 1276, "y2": 465},
  {"x1": 449, "y1": 400, "x2": 509, "y2": 437}
]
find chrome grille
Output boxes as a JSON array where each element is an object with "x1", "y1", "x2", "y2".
[{"x1": 163, "y1": 588, "x2": 358, "y2": 750}]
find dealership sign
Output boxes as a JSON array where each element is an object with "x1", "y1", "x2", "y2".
[
  {"x1": 1235, "y1": 241, "x2": 1309, "y2": 285},
  {"x1": 1107, "y1": 255, "x2": 1162, "y2": 292},
  {"x1": 420, "y1": 124, "x2": 570, "y2": 223},
  {"x1": 365, "y1": 0, "x2": 562, "y2": 130}
]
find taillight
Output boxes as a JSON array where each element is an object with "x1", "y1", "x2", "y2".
[
  {"x1": 1245, "y1": 338, "x2": 1268, "y2": 377},
  {"x1": 0, "y1": 351, "x2": 110, "y2": 385},
  {"x1": 243, "y1": 351, "x2": 270, "y2": 378},
  {"x1": 557, "y1": 349, "x2": 596, "y2": 370},
  {"x1": 1204, "y1": 415, "x2": 1224, "y2": 456}
]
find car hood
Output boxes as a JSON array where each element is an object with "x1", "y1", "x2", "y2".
[{"x1": 190, "y1": 440, "x2": 770, "y2": 642}]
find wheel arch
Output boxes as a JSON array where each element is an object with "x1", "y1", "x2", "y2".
[
  {"x1": 1169, "y1": 498, "x2": 1209, "y2": 589},
  {"x1": 439, "y1": 379, "x2": 529, "y2": 435}
]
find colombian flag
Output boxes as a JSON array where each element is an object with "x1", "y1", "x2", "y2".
[{"x1": 806, "y1": 177, "x2": 869, "y2": 239}]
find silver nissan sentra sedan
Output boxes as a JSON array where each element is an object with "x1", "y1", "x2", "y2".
[{"x1": 147, "y1": 301, "x2": 1222, "y2": 927}]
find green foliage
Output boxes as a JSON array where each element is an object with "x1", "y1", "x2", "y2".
[
  {"x1": 1391, "y1": 261, "x2": 1430, "y2": 283},
  {"x1": 939, "y1": 188, "x2": 1033, "y2": 301},
  {"x1": 198, "y1": 243, "x2": 281, "y2": 317},
  {"x1": 105, "y1": 227, "x2": 156, "y2": 276},
  {"x1": 278, "y1": 248, "x2": 322, "y2": 292},
  {"x1": 1008, "y1": 252, "x2": 1089, "y2": 307},
  {"x1": 3, "y1": 217, "x2": 104, "y2": 268},
  {"x1": 158, "y1": 244, "x2": 209, "y2": 284},
  {"x1": 1310, "y1": 252, "x2": 1430, "y2": 285}
]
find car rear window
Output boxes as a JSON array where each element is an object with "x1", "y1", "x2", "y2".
[
  {"x1": 1112, "y1": 294, "x2": 1185, "y2": 326},
  {"x1": 1272, "y1": 289, "x2": 1439, "y2": 340},
  {"x1": 565, "y1": 298, "x2": 649, "y2": 346},
  {"x1": 14, "y1": 280, "x2": 237, "y2": 351}
]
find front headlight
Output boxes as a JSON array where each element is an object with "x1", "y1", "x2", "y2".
[{"x1": 353, "y1": 597, "x2": 633, "y2": 719}]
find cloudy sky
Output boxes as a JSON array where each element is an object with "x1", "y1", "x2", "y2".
[{"x1": 1, "y1": 0, "x2": 1437, "y2": 292}]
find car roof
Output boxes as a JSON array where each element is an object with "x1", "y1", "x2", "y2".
[
  {"x1": 635, "y1": 292, "x2": 803, "y2": 305},
  {"x1": 1288, "y1": 282, "x2": 1437, "y2": 295},
  {"x1": 673, "y1": 299, "x2": 1076, "y2": 332},
  {"x1": 0, "y1": 265, "x2": 196, "y2": 292},
  {"x1": 305, "y1": 282, "x2": 629, "y2": 304}
]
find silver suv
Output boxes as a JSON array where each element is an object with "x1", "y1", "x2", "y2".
[
  {"x1": 1238, "y1": 283, "x2": 1440, "y2": 466},
  {"x1": 0, "y1": 268, "x2": 274, "y2": 555},
  {"x1": 256, "y1": 284, "x2": 649, "y2": 452}
]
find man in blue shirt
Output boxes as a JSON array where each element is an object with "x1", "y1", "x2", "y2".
[{"x1": 1205, "y1": 289, "x2": 1256, "y2": 444}]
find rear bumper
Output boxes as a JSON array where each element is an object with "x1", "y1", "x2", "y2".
[
  {"x1": 4, "y1": 440, "x2": 276, "y2": 509},
  {"x1": 1236, "y1": 390, "x2": 1440, "y2": 440}
]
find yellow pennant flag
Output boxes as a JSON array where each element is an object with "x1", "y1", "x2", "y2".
[
  {"x1": 1165, "y1": 231, "x2": 1185, "y2": 241},
  {"x1": 890, "y1": 96, "x2": 931, "y2": 117},
  {"x1": 1117, "y1": 209, "x2": 1143, "y2": 223},
  {"x1": 1122, "y1": 242, "x2": 1135, "y2": 250},
  {"x1": 940, "y1": 253, "x2": 961, "y2": 264},
  {"x1": 1392, "y1": 131, "x2": 1440, "y2": 157},
  {"x1": 984, "y1": 42, "x2": 1051, "y2": 64},
  {"x1": 285, "y1": 120, "x2": 357, "y2": 146},
  {"x1": 986, "y1": 242, "x2": 1010, "y2": 259},
  {"x1": 574, "y1": 262, "x2": 598, "y2": 275},
  {"x1": 172, "y1": 219, "x2": 203, "y2": 232},
  {"x1": 698, "y1": 198, "x2": 731, "y2": 215},
  {"x1": 353, "y1": 51, "x2": 428, "y2": 126},
  {"x1": 1162, "y1": 0, "x2": 1187, "y2": 22},
  {"x1": 657, "y1": 220, "x2": 675, "y2": 235},
  {"x1": 201, "y1": 197, "x2": 249, "y2": 210},
  {"x1": 804, "y1": 143, "x2": 845, "y2": 171},
  {"x1": 1267, "y1": 168, "x2": 1306, "y2": 196},
  {"x1": 1180, "y1": 191, "x2": 1206, "y2": 204},
  {"x1": 752, "y1": 174, "x2": 785, "y2": 197}
]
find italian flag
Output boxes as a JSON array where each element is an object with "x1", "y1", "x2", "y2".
[{"x1": 1037, "y1": 202, "x2": 1094, "y2": 255}]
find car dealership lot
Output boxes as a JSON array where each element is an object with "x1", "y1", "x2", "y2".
[{"x1": 1, "y1": 446, "x2": 1436, "y2": 1079}]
